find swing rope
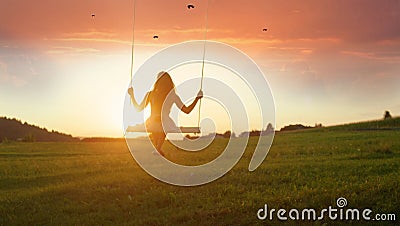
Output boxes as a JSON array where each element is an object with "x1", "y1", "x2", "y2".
[
  {"x1": 197, "y1": 0, "x2": 210, "y2": 129},
  {"x1": 129, "y1": 0, "x2": 137, "y2": 87},
  {"x1": 128, "y1": 0, "x2": 209, "y2": 132}
]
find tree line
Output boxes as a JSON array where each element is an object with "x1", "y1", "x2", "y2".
[{"x1": 0, "y1": 117, "x2": 78, "y2": 142}]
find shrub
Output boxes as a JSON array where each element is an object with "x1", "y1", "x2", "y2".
[
  {"x1": 2, "y1": 137, "x2": 10, "y2": 144},
  {"x1": 23, "y1": 133, "x2": 36, "y2": 142},
  {"x1": 384, "y1": 110, "x2": 392, "y2": 119}
]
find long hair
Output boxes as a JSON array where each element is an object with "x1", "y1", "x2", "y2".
[{"x1": 152, "y1": 71, "x2": 175, "y2": 102}]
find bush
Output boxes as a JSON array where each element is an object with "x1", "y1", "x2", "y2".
[
  {"x1": 2, "y1": 137, "x2": 10, "y2": 144},
  {"x1": 23, "y1": 133, "x2": 36, "y2": 142}
]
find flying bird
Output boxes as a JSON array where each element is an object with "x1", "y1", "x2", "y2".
[
  {"x1": 262, "y1": 28, "x2": 268, "y2": 32},
  {"x1": 187, "y1": 4, "x2": 195, "y2": 9},
  {"x1": 153, "y1": 35, "x2": 159, "y2": 39},
  {"x1": 91, "y1": 14, "x2": 95, "y2": 18}
]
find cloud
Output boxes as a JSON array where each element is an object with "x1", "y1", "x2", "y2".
[
  {"x1": 52, "y1": 30, "x2": 127, "y2": 44},
  {"x1": 49, "y1": 28, "x2": 234, "y2": 49},
  {"x1": 276, "y1": 59, "x2": 325, "y2": 92},
  {"x1": 0, "y1": 45, "x2": 45, "y2": 88},
  {"x1": 215, "y1": 38, "x2": 283, "y2": 46},
  {"x1": 47, "y1": 30, "x2": 129, "y2": 46},
  {"x1": 51, "y1": 37, "x2": 130, "y2": 46},
  {"x1": 0, "y1": 60, "x2": 8, "y2": 77},
  {"x1": 341, "y1": 50, "x2": 400, "y2": 63},
  {"x1": 46, "y1": 46, "x2": 101, "y2": 55},
  {"x1": 62, "y1": 30, "x2": 117, "y2": 39},
  {"x1": 0, "y1": 60, "x2": 27, "y2": 87}
]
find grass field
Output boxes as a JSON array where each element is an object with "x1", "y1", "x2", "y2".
[{"x1": 0, "y1": 127, "x2": 399, "y2": 225}]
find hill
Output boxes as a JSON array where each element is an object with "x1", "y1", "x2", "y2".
[
  {"x1": 0, "y1": 117, "x2": 78, "y2": 142},
  {"x1": 278, "y1": 117, "x2": 400, "y2": 133},
  {"x1": 326, "y1": 116, "x2": 400, "y2": 131}
]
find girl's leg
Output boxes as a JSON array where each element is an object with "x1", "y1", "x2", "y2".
[
  {"x1": 151, "y1": 132, "x2": 166, "y2": 156},
  {"x1": 156, "y1": 133, "x2": 166, "y2": 156}
]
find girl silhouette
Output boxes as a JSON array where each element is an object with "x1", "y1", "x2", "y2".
[{"x1": 128, "y1": 71, "x2": 203, "y2": 156}]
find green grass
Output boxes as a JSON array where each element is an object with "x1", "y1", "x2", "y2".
[
  {"x1": 327, "y1": 116, "x2": 400, "y2": 131},
  {"x1": 0, "y1": 130, "x2": 399, "y2": 225}
]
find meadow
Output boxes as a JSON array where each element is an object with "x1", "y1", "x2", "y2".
[{"x1": 0, "y1": 126, "x2": 399, "y2": 225}]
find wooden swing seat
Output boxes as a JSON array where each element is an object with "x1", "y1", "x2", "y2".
[{"x1": 126, "y1": 124, "x2": 200, "y2": 133}]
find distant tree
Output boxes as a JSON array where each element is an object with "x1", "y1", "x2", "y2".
[
  {"x1": 249, "y1": 130, "x2": 261, "y2": 136},
  {"x1": 314, "y1": 123, "x2": 323, "y2": 128},
  {"x1": 280, "y1": 124, "x2": 313, "y2": 132},
  {"x1": 384, "y1": 111, "x2": 392, "y2": 120},
  {"x1": 238, "y1": 131, "x2": 249, "y2": 137},
  {"x1": 265, "y1": 123, "x2": 274, "y2": 133},
  {"x1": 223, "y1": 131, "x2": 231, "y2": 138},
  {"x1": 0, "y1": 117, "x2": 78, "y2": 142},
  {"x1": 23, "y1": 133, "x2": 36, "y2": 142}
]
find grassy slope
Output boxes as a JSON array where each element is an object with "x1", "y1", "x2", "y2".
[
  {"x1": 0, "y1": 130, "x2": 399, "y2": 225},
  {"x1": 327, "y1": 117, "x2": 400, "y2": 131}
]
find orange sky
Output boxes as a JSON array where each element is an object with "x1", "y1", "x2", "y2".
[
  {"x1": 1, "y1": 0, "x2": 400, "y2": 137},
  {"x1": 2, "y1": 0, "x2": 399, "y2": 44}
]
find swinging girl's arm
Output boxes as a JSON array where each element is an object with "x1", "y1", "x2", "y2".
[
  {"x1": 128, "y1": 87, "x2": 150, "y2": 111},
  {"x1": 181, "y1": 90, "x2": 203, "y2": 114}
]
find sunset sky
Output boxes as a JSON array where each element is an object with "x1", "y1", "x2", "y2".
[{"x1": 1, "y1": 0, "x2": 400, "y2": 137}]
